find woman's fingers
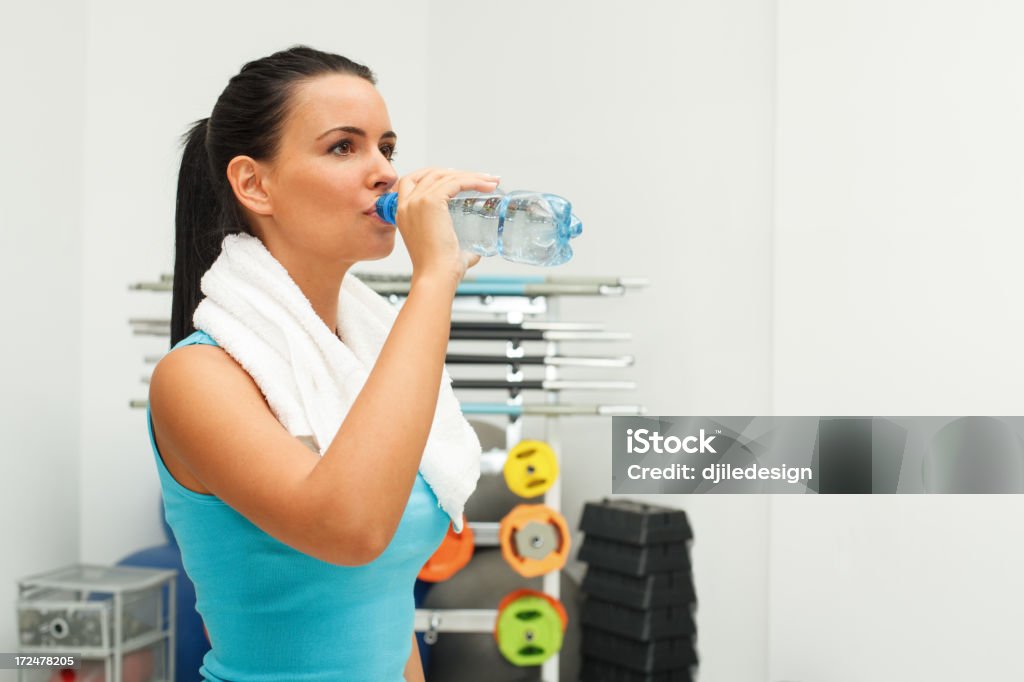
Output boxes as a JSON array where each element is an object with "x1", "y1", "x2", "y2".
[
  {"x1": 399, "y1": 168, "x2": 499, "y2": 202},
  {"x1": 394, "y1": 168, "x2": 433, "y2": 201},
  {"x1": 430, "y1": 175, "x2": 500, "y2": 200},
  {"x1": 416, "y1": 172, "x2": 500, "y2": 201},
  {"x1": 392, "y1": 169, "x2": 498, "y2": 283},
  {"x1": 463, "y1": 252, "x2": 482, "y2": 271},
  {"x1": 400, "y1": 167, "x2": 437, "y2": 187}
]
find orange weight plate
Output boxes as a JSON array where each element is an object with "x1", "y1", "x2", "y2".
[
  {"x1": 499, "y1": 504, "x2": 571, "y2": 578},
  {"x1": 418, "y1": 517, "x2": 475, "y2": 582}
]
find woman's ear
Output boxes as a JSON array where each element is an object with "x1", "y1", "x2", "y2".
[{"x1": 226, "y1": 155, "x2": 274, "y2": 216}]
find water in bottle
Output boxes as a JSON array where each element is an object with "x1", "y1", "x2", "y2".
[{"x1": 375, "y1": 189, "x2": 582, "y2": 266}]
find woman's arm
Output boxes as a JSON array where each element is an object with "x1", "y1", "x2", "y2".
[
  {"x1": 302, "y1": 169, "x2": 495, "y2": 561},
  {"x1": 150, "y1": 169, "x2": 497, "y2": 567},
  {"x1": 404, "y1": 634, "x2": 425, "y2": 682}
]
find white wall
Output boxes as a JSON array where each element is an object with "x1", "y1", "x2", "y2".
[
  {"x1": 769, "y1": 497, "x2": 1024, "y2": 682},
  {"x1": 771, "y1": 1, "x2": 1024, "y2": 679},
  {"x1": 425, "y1": 0, "x2": 777, "y2": 414},
  {"x1": 0, "y1": 1, "x2": 88, "y2": 671},
  {"x1": 774, "y1": 0, "x2": 1024, "y2": 415}
]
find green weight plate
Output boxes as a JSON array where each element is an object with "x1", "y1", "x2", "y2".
[{"x1": 495, "y1": 595, "x2": 564, "y2": 666}]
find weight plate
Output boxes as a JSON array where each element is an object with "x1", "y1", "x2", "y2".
[
  {"x1": 419, "y1": 517, "x2": 475, "y2": 583},
  {"x1": 514, "y1": 521, "x2": 560, "y2": 561},
  {"x1": 499, "y1": 504, "x2": 571, "y2": 577},
  {"x1": 494, "y1": 589, "x2": 566, "y2": 666},
  {"x1": 504, "y1": 440, "x2": 559, "y2": 498}
]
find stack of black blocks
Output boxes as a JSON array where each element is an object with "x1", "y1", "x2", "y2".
[{"x1": 577, "y1": 498, "x2": 697, "y2": 682}]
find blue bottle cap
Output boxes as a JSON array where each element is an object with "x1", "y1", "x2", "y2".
[{"x1": 375, "y1": 192, "x2": 399, "y2": 224}]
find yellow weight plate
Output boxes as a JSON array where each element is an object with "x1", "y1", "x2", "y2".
[{"x1": 503, "y1": 440, "x2": 559, "y2": 498}]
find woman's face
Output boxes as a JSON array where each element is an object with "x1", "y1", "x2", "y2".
[{"x1": 257, "y1": 73, "x2": 399, "y2": 265}]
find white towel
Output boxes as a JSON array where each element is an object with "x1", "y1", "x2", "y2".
[{"x1": 192, "y1": 232, "x2": 480, "y2": 531}]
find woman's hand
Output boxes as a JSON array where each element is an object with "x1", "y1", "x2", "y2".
[{"x1": 393, "y1": 168, "x2": 499, "y2": 287}]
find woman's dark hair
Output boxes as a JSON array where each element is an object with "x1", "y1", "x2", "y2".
[{"x1": 171, "y1": 45, "x2": 376, "y2": 346}]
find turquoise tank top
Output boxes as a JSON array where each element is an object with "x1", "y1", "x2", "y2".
[{"x1": 147, "y1": 330, "x2": 449, "y2": 681}]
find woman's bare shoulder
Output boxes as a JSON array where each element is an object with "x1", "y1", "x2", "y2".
[
  {"x1": 149, "y1": 342, "x2": 272, "y2": 445},
  {"x1": 147, "y1": 340, "x2": 355, "y2": 563},
  {"x1": 149, "y1": 345, "x2": 258, "y2": 495},
  {"x1": 153, "y1": 342, "x2": 248, "y2": 391}
]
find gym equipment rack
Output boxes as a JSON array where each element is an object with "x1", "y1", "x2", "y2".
[{"x1": 379, "y1": 273, "x2": 646, "y2": 682}]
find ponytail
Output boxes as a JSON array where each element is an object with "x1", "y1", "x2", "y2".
[
  {"x1": 170, "y1": 118, "x2": 245, "y2": 346},
  {"x1": 169, "y1": 46, "x2": 377, "y2": 347}
]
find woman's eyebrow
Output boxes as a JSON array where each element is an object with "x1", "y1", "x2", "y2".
[{"x1": 316, "y1": 125, "x2": 398, "y2": 141}]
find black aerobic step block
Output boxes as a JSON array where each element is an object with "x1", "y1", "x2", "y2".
[
  {"x1": 582, "y1": 566, "x2": 696, "y2": 610},
  {"x1": 580, "y1": 658, "x2": 695, "y2": 682},
  {"x1": 580, "y1": 499, "x2": 692, "y2": 545},
  {"x1": 581, "y1": 596, "x2": 696, "y2": 640},
  {"x1": 578, "y1": 534, "x2": 691, "y2": 576},
  {"x1": 582, "y1": 627, "x2": 698, "y2": 673}
]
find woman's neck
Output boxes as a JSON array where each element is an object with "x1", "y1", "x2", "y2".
[{"x1": 253, "y1": 231, "x2": 351, "y2": 337}]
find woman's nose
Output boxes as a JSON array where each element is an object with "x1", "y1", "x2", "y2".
[{"x1": 369, "y1": 154, "x2": 398, "y2": 191}]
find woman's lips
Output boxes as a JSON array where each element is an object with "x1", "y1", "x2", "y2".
[{"x1": 364, "y1": 206, "x2": 390, "y2": 225}]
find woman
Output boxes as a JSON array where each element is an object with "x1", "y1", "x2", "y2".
[{"x1": 147, "y1": 46, "x2": 498, "y2": 681}]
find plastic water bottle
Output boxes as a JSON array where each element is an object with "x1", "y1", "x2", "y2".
[{"x1": 375, "y1": 189, "x2": 583, "y2": 266}]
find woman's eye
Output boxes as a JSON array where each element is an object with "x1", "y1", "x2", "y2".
[
  {"x1": 329, "y1": 140, "x2": 353, "y2": 156},
  {"x1": 380, "y1": 144, "x2": 396, "y2": 161}
]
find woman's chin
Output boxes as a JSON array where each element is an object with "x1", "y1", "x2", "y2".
[
  {"x1": 361, "y1": 251, "x2": 393, "y2": 263},
  {"x1": 362, "y1": 232, "x2": 397, "y2": 261}
]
